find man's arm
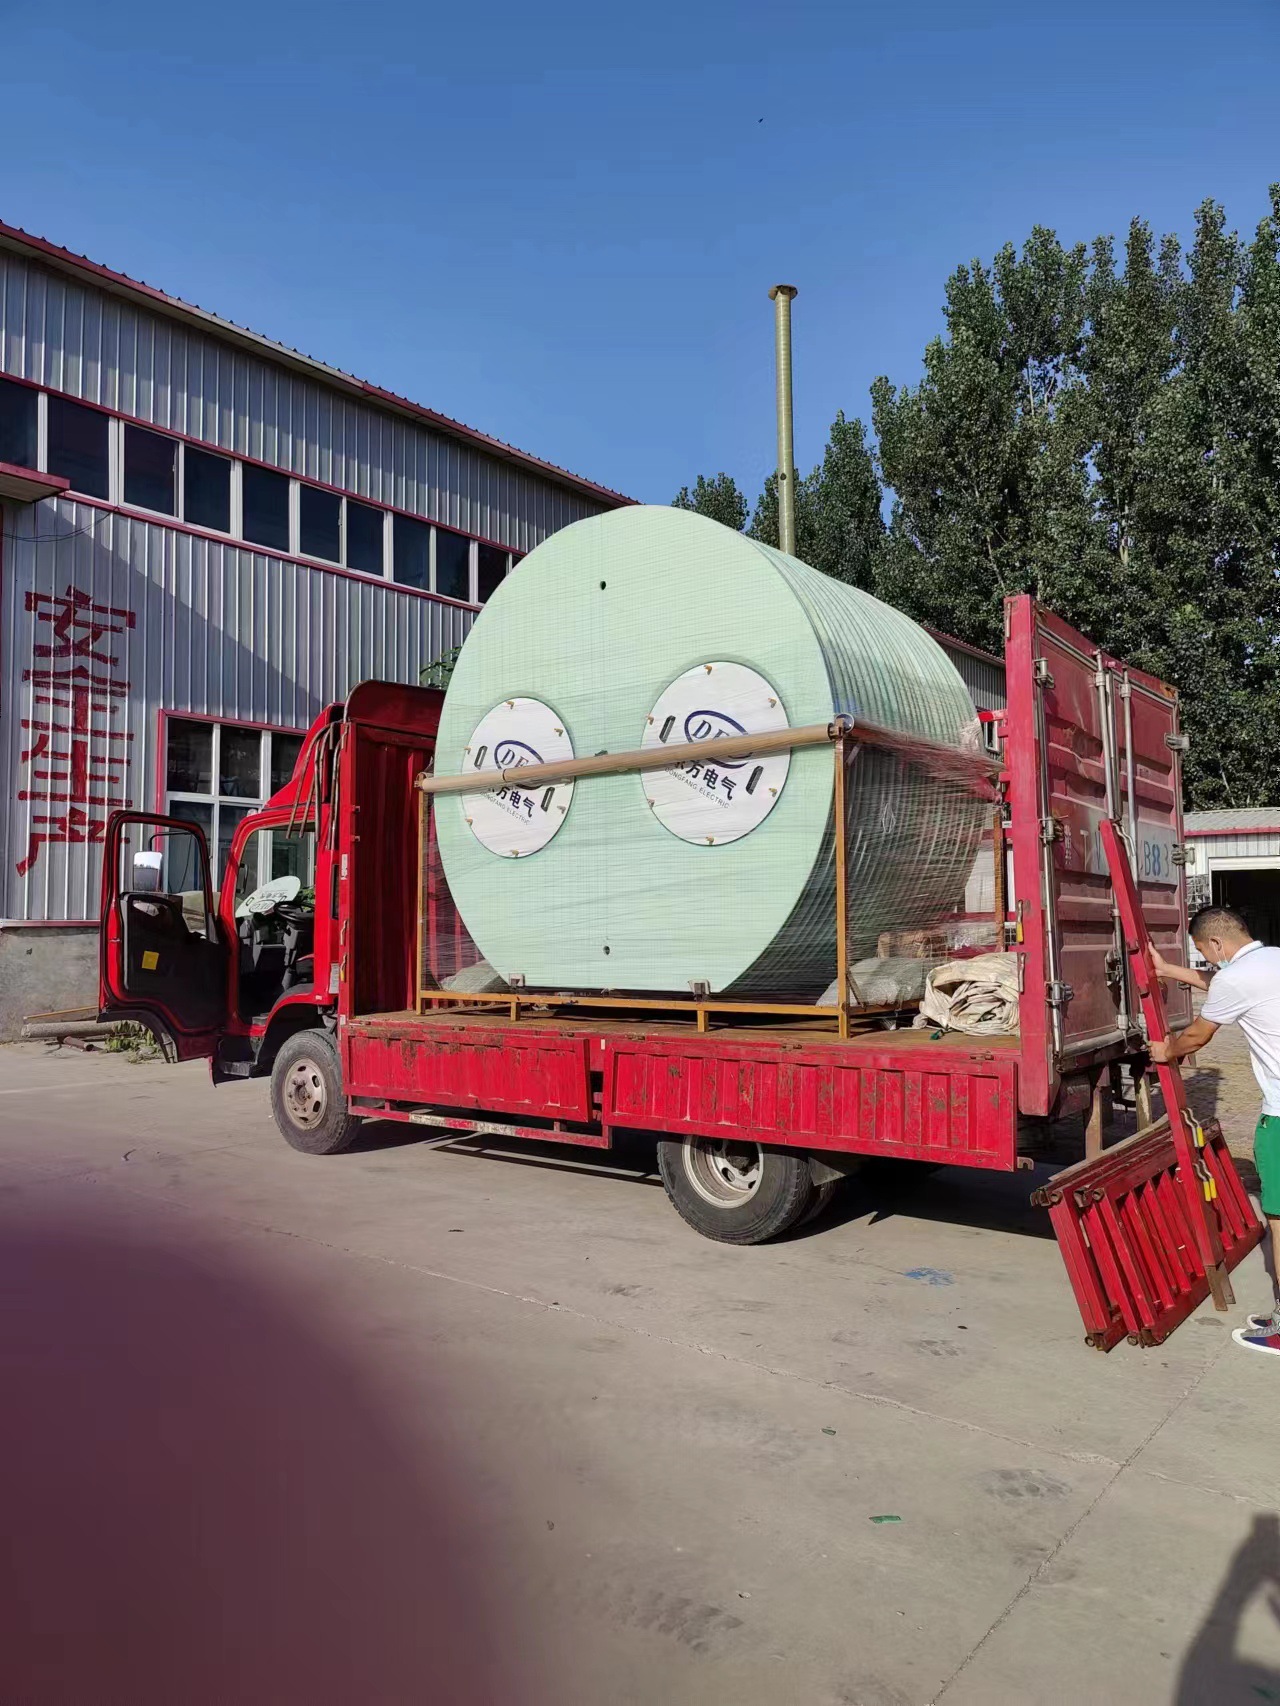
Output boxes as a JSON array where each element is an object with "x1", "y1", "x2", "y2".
[
  {"x1": 1149, "y1": 1015, "x2": 1219, "y2": 1063},
  {"x1": 1150, "y1": 948, "x2": 1211, "y2": 993}
]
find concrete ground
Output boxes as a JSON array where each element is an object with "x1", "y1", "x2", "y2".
[{"x1": 0, "y1": 1040, "x2": 1277, "y2": 1705}]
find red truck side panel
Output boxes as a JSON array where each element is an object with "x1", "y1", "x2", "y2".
[
  {"x1": 344, "y1": 1018, "x2": 595, "y2": 1123},
  {"x1": 341, "y1": 1014, "x2": 1018, "y2": 1171},
  {"x1": 603, "y1": 1034, "x2": 1017, "y2": 1168}
]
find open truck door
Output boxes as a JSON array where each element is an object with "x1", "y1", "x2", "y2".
[
  {"x1": 99, "y1": 811, "x2": 229, "y2": 1060},
  {"x1": 1001, "y1": 597, "x2": 1265, "y2": 1346}
]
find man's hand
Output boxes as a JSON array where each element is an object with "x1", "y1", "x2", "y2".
[
  {"x1": 1148, "y1": 1015, "x2": 1219, "y2": 1065},
  {"x1": 1148, "y1": 949, "x2": 1210, "y2": 993}
]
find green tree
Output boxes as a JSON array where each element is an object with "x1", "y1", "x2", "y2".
[
  {"x1": 672, "y1": 192, "x2": 1280, "y2": 807},
  {"x1": 875, "y1": 193, "x2": 1280, "y2": 807},
  {"x1": 872, "y1": 227, "x2": 1100, "y2": 652},
  {"x1": 747, "y1": 412, "x2": 884, "y2": 588},
  {"x1": 672, "y1": 472, "x2": 749, "y2": 532}
]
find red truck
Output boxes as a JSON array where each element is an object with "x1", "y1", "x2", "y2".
[{"x1": 99, "y1": 595, "x2": 1261, "y2": 1347}]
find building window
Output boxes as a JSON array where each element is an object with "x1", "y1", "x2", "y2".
[
  {"x1": 165, "y1": 717, "x2": 307, "y2": 888},
  {"x1": 393, "y1": 513, "x2": 431, "y2": 589},
  {"x1": 0, "y1": 375, "x2": 38, "y2": 469},
  {"x1": 346, "y1": 497, "x2": 384, "y2": 576},
  {"x1": 299, "y1": 484, "x2": 341, "y2": 562},
  {"x1": 241, "y1": 463, "x2": 290, "y2": 551},
  {"x1": 477, "y1": 543, "x2": 510, "y2": 604},
  {"x1": 46, "y1": 395, "x2": 110, "y2": 500},
  {"x1": 184, "y1": 445, "x2": 232, "y2": 533},
  {"x1": 435, "y1": 528, "x2": 471, "y2": 601},
  {"x1": 271, "y1": 731, "x2": 305, "y2": 794},
  {"x1": 123, "y1": 423, "x2": 177, "y2": 515}
]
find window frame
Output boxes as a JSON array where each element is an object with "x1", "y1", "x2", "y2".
[
  {"x1": 45, "y1": 391, "x2": 113, "y2": 502},
  {"x1": 162, "y1": 715, "x2": 311, "y2": 894},
  {"x1": 19, "y1": 378, "x2": 509, "y2": 606},
  {"x1": 476, "y1": 540, "x2": 514, "y2": 604},
  {"x1": 182, "y1": 440, "x2": 235, "y2": 534},
  {"x1": 0, "y1": 372, "x2": 40, "y2": 470},
  {"x1": 121, "y1": 420, "x2": 180, "y2": 518},
  {"x1": 297, "y1": 481, "x2": 344, "y2": 566},
  {"x1": 239, "y1": 460, "x2": 292, "y2": 554}
]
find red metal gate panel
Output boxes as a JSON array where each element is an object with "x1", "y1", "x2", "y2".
[
  {"x1": 603, "y1": 1037, "x2": 1018, "y2": 1169},
  {"x1": 344, "y1": 1020, "x2": 594, "y2": 1121},
  {"x1": 1035, "y1": 1118, "x2": 1262, "y2": 1348}
]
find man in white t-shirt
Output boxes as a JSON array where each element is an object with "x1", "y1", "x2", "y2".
[{"x1": 1150, "y1": 905, "x2": 1280, "y2": 1357}]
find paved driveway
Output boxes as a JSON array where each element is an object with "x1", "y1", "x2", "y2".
[{"x1": 0, "y1": 1041, "x2": 1276, "y2": 1704}]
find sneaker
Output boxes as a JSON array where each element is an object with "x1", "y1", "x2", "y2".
[
  {"x1": 1232, "y1": 1323, "x2": 1280, "y2": 1356},
  {"x1": 1245, "y1": 1303, "x2": 1280, "y2": 1332}
]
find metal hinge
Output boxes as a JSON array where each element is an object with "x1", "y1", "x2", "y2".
[
  {"x1": 1034, "y1": 657, "x2": 1055, "y2": 689},
  {"x1": 1170, "y1": 844, "x2": 1188, "y2": 866},
  {"x1": 1047, "y1": 980, "x2": 1075, "y2": 1008},
  {"x1": 1040, "y1": 815, "x2": 1062, "y2": 845},
  {"x1": 1165, "y1": 732, "x2": 1190, "y2": 752}
]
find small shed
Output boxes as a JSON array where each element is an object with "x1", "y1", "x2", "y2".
[{"x1": 1184, "y1": 808, "x2": 1280, "y2": 945}]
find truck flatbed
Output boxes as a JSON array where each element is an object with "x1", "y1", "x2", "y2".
[{"x1": 342, "y1": 1006, "x2": 1023, "y2": 1173}]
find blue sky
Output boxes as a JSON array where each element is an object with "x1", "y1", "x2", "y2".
[{"x1": 1, "y1": 0, "x2": 1276, "y2": 508}]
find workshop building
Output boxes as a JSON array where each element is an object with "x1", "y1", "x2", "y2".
[
  {"x1": 1184, "y1": 809, "x2": 1280, "y2": 950},
  {"x1": 0, "y1": 222, "x2": 629, "y2": 1034}
]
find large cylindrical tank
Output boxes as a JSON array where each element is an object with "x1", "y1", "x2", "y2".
[{"x1": 433, "y1": 506, "x2": 983, "y2": 997}]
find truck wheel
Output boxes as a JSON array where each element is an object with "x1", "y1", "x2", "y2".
[
  {"x1": 657, "y1": 1137, "x2": 814, "y2": 1244},
  {"x1": 270, "y1": 1029, "x2": 360, "y2": 1156}
]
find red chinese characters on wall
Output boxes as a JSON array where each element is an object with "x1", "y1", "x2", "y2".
[{"x1": 16, "y1": 585, "x2": 135, "y2": 876}]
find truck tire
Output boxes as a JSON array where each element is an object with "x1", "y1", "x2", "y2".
[
  {"x1": 657, "y1": 1137, "x2": 815, "y2": 1244},
  {"x1": 270, "y1": 1029, "x2": 361, "y2": 1156},
  {"x1": 799, "y1": 1177, "x2": 841, "y2": 1226}
]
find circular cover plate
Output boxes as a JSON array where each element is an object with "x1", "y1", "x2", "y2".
[
  {"x1": 235, "y1": 874, "x2": 302, "y2": 918},
  {"x1": 640, "y1": 661, "x2": 791, "y2": 846},
  {"x1": 461, "y1": 697, "x2": 575, "y2": 857}
]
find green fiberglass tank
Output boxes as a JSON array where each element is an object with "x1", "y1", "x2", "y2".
[{"x1": 433, "y1": 505, "x2": 983, "y2": 997}]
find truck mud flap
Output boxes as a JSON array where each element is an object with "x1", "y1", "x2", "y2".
[{"x1": 1033, "y1": 1117, "x2": 1263, "y2": 1350}]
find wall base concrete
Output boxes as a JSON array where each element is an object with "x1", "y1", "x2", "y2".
[{"x1": 0, "y1": 924, "x2": 99, "y2": 1041}]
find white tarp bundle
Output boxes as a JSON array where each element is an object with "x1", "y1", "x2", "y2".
[{"x1": 916, "y1": 952, "x2": 1020, "y2": 1036}]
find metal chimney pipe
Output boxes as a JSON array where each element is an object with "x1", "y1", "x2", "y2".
[{"x1": 769, "y1": 284, "x2": 799, "y2": 556}]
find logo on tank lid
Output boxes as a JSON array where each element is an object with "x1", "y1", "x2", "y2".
[
  {"x1": 494, "y1": 739, "x2": 543, "y2": 768},
  {"x1": 682, "y1": 710, "x2": 749, "y2": 767}
]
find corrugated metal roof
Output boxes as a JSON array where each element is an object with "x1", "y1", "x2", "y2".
[
  {"x1": 0, "y1": 220, "x2": 635, "y2": 510},
  {"x1": 1185, "y1": 809, "x2": 1280, "y2": 836}
]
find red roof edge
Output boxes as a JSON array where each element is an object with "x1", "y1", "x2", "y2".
[
  {"x1": 1184, "y1": 825, "x2": 1280, "y2": 838},
  {"x1": 0, "y1": 220, "x2": 635, "y2": 511},
  {"x1": 924, "y1": 625, "x2": 1005, "y2": 669}
]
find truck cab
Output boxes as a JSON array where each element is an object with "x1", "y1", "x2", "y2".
[{"x1": 99, "y1": 681, "x2": 442, "y2": 1080}]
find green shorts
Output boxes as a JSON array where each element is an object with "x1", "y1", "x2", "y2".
[{"x1": 1254, "y1": 1116, "x2": 1280, "y2": 1218}]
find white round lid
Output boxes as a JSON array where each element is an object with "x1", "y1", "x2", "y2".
[
  {"x1": 640, "y1": 661, "x2": 791, "y2": 846},
  {"x1": 460, "y1": 697, "x2": 575, "y2": 857},
  {"x1": 235, "y1": 874, "x2": 303, "y2": 918}
]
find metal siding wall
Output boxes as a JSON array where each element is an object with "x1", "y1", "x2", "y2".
[
  {"x1": 1199, "y1": 833, "x2": 1280, "y2": 861},
  {"x1": 0, "y1": 498, "x2": 473, "y2": 921},
  {"x1": 0, "y1": 250, "x2": 598, "y2": 550},
  {"x1": 938, "y1": 642, "x2": 1007, "y2": 712},
  {"x1": 0, "y1": 248, "x2": 611, "y2": 922}
]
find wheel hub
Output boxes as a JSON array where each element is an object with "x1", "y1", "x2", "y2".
[
  {"x1": 283, "y1": 1058, "x2": 327, "y2": 1129},
  {"x1": 682, "y1": 1138, "x2": 763, "y2": 1207}
]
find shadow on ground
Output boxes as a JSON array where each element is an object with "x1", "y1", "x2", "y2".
[
  {"x1": 1176, "y1": 1512, "x2": 1280, "y2": 1706},
  {"x1": 350, "y1": 1121, "x2": 1059, "y2": 1241}
]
